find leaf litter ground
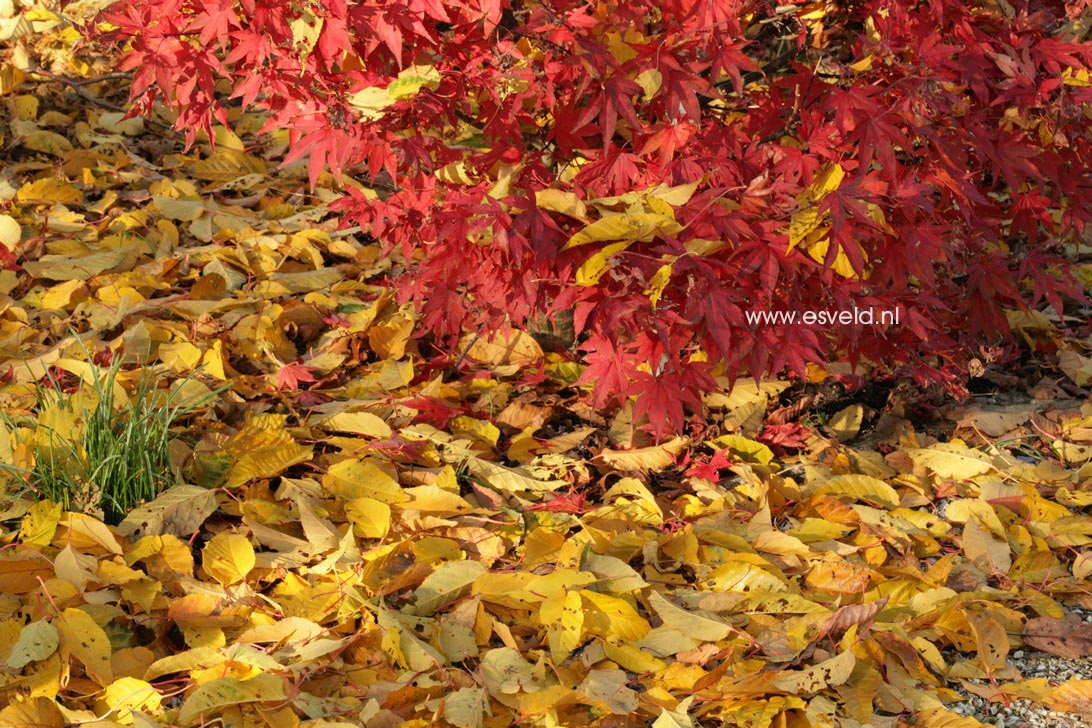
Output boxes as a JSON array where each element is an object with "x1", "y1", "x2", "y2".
[{"x1": 1, "y1": 7, "x2": 1092, "y2": 728}]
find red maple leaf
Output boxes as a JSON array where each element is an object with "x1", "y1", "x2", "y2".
[
  {"x1": 630, "y1": 369, "x2": 703, "y2": 439},
  {"x1": 758, "y1": 423, "x2": 812, "y2": 454},
  {"x1": 524, "y1": 488, "x2": 589, "y2": 514},
  {"x1": 685, "y1": 447, "x2": 734, "y2": 481},
  {"x1": 0, "y1": 243, "x2": 18, "y2": 271},
  {"x1": 641, "y1": 121, "x2": 696, "y2": 166},
  {"x1": 186, "y1": 0, "x2": 238, "y2": 46},
  {"x1": 575, "y1": 75, "x2": 644, "y2": 146},
  {"x1": 402, "y1": 395, "x2": 465, "y2": 428},
  {"x1": 276, "y1": 361, "x2": 317, "y2": 391},
  {"x1": 578, "y1": 334, "x2": 636, "y2": 410}
]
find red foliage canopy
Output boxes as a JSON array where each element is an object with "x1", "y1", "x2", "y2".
[{"x1": 94, "y1": 0, "x2": 1092, "y2": 434}]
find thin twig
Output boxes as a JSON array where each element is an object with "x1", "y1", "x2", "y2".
[
  {"x1": 444, "y1": 325, "x2": 484, "y2": 382},
  {"x1": 27, "y1": 67, "x2": 126, "y2": 111},
  {"x1": 26, "y1": 67, "x2": 177, "y2": 132},
  {"x1": 31, "y1": 69, "x2": 132, "y2": 87},
  {"x1": 329, "y1": 226, "x2": 362, "y2": 238}
]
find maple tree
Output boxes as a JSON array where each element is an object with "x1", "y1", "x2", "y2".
[
  {"x1": 89, "y1": 0, "x2": 1092, "y2": 434},
  {"x1": 1, "y1": 4, "x2": 1092, "y2": 725}
]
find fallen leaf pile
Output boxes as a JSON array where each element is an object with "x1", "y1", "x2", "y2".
[{"x1": 1, "y1": 5, "x2": 1092, "y2": 727}]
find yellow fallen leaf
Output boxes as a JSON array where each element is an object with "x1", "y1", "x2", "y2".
[
  {"x1": 773, "y1": 649, "x2": 855, "y2": 695},
  {"x1": 116, "y1": 485, "x2": 218, "y2": 539},
  {"x1": 805, "y1": 163, "x2": 845, "y2": 201},
  {"x1": 19, "y1": 500, "x2": 61, "y2": 548},
  {"x1": 201, "y1": 532, "x2": 255, "y2": 586},
  {"x1": 413, "y1": 560, "x2": 487, "y2": 616},
  {"x1": 345, "y1": 497, "x2": 391, "y2": 539},
  {"x1": 443, "y1": 686, "x2": 489, "y2": 728},
  {"x1": 708, "y1": 434, "x2": 774, "y2": 465},
  {"x1": 913, "y1": 706, "x2": 996, "y2": 727},
  {"x1": 57, "y1": 608, "x2": 113, "y2": 686},
  {"x1": 536, "y1": 189, "x2": 588, "y2": 220},
  {"x1": 598, "y1": 437, "x2": 689, "y2": 472},
  {"x1": 35, "y1": 279, "x2": 84, "y2": 309},
  {"x1": 828, "y1": 404, "x2": 864, "y2": 441},
  {"x1": 0, "y1": 558, "x2": 54, "y2": 594},
  {"x1": 906, "y1": 443, "x2": 995, "y2": 479},
  {"x1": 152, "y1": 195, "x2": 206, "y2": 222},
  {"x1": 237, "y1": 617, "x2": 324, "y2": 644},
  {"x1": 645, "y1": 259, "x2": 674, "y2": 307},
  {"x1": 6, "y1": 619, "x2": 59, "y2": 669},
  {"x1": 541, "y1": 589, "x2": 584, "y2": 662},
  {"x1": 192, "y1": 149, "x2": 267, "y2": 182},
  {"x1": 177, "y1": 673, "x2": 285, "y2": 725},
  {"x1": 99, "y1": 677, "x2": 161, "y2": 724},
  {"x1": 15, "y1": 177, "x2": 83, "y2": 205},
  {"x1": 646, "y1": 181, "x2": 699, "y2": 206},
  {"x1": 143, "y1": 647, "x2": 225, "y2": 681},
  {"x1": 450, "y1": 416, "x2": 500, "y2": 448},
  {"x1": 805, "y1": 235, "x2": 863, "y2": 279},
  {"x1": 1, "y1": 695, "x2": 63, "y2": 728},
  {"x1": 22, "y1": 248, "x2": 130, "y2": 281},
  {"x1": 575, "y1": 241, "x2": 631, "y2": 286},
  {"x1": 21, "y1": 129, "x2": 72, "y2": 156},
  {"x1": 0, "y1": 64, "x2": 27, "y2": 96},
  {"x1": 466, "y1": 457, "x2": 565, "y2": 493},
  {"x1": 648, "y1": 591, "x2": 732, "y2": 642},
  {"x1": 966, "y1": 609, "x2": 1008, "y2": 671},
  {"x1": 158, "y1": 341, "x2": 203, "y2": 372},
  {"x1": 319, "y1": 411, "x2": 392, "y2": 439},
  {"x1": 1057, "y1": 342, "x2": 1092, "y2": 386},
  {"x1": 602, "y1": 638, "x2": 666, "y2": 673},
  {"x1": 463, "y1": 329, "x2": 544, "y2": 367},
  {"x1": 57, "y1": 513, "x2": 124, "y2": 555},
  {"x1": 324, "y1": 458, "x2": 407, "y2": 502},
  {"x1": 347, "y1": 85, "x2": 395, "y2": 120},
  {"x1": 436, "y1": 160, "x2": 477, "y2": 185},
  {"x1": 224, "y1": 428, "x2": 312, "y2": 488},
  {"x1": 0, "y1": 214, "x2": 19, "y2": 247},
  {"x1": 962, "y1": 518, "x2": 1011, "y2": 575},
  {"x1": 53, "y1": 544, "x2": 96, "y2": 590},
  {"x1": 814, "y1": 474, "x2": 900, "y2": 509},
  {"x1": 1050, "y1": 679, "x2": 1092, "y2": 718},
  {"x1": 565, "y1": 211, "x2": 679, "y2": 249},
  {"x1": 368, "y1": 314, "x2": 415, "y2": 359},
  {"x1": 479, "y1": 647, "x2": 541, "y2": 696}
]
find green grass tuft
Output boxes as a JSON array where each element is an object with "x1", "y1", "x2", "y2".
[{"x1": 2, "y1": 343, "x2": 223, "y2": 525}]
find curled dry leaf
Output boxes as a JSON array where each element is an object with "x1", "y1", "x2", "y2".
[{"x1": 819, "y1": 597, "x2": 889, "y2": 637}]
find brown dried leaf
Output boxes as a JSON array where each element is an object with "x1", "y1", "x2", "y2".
[
  {"x1": 820, "y1": 597, "x2": 888, "y2": 636},
  {"x1": 1023, "y1": 616, "x2": 1092, "y2": 660}
]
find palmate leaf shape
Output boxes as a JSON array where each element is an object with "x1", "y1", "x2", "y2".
[
  {"x1": 275, "y1": 360, "x2": 317, "y2": 391},
  {"x1": 93, "y1": 0, "x2": 1092, "y2": 435},
  {"x1": 630, "y1": 368, "x2": 709, "y2": 439}
]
